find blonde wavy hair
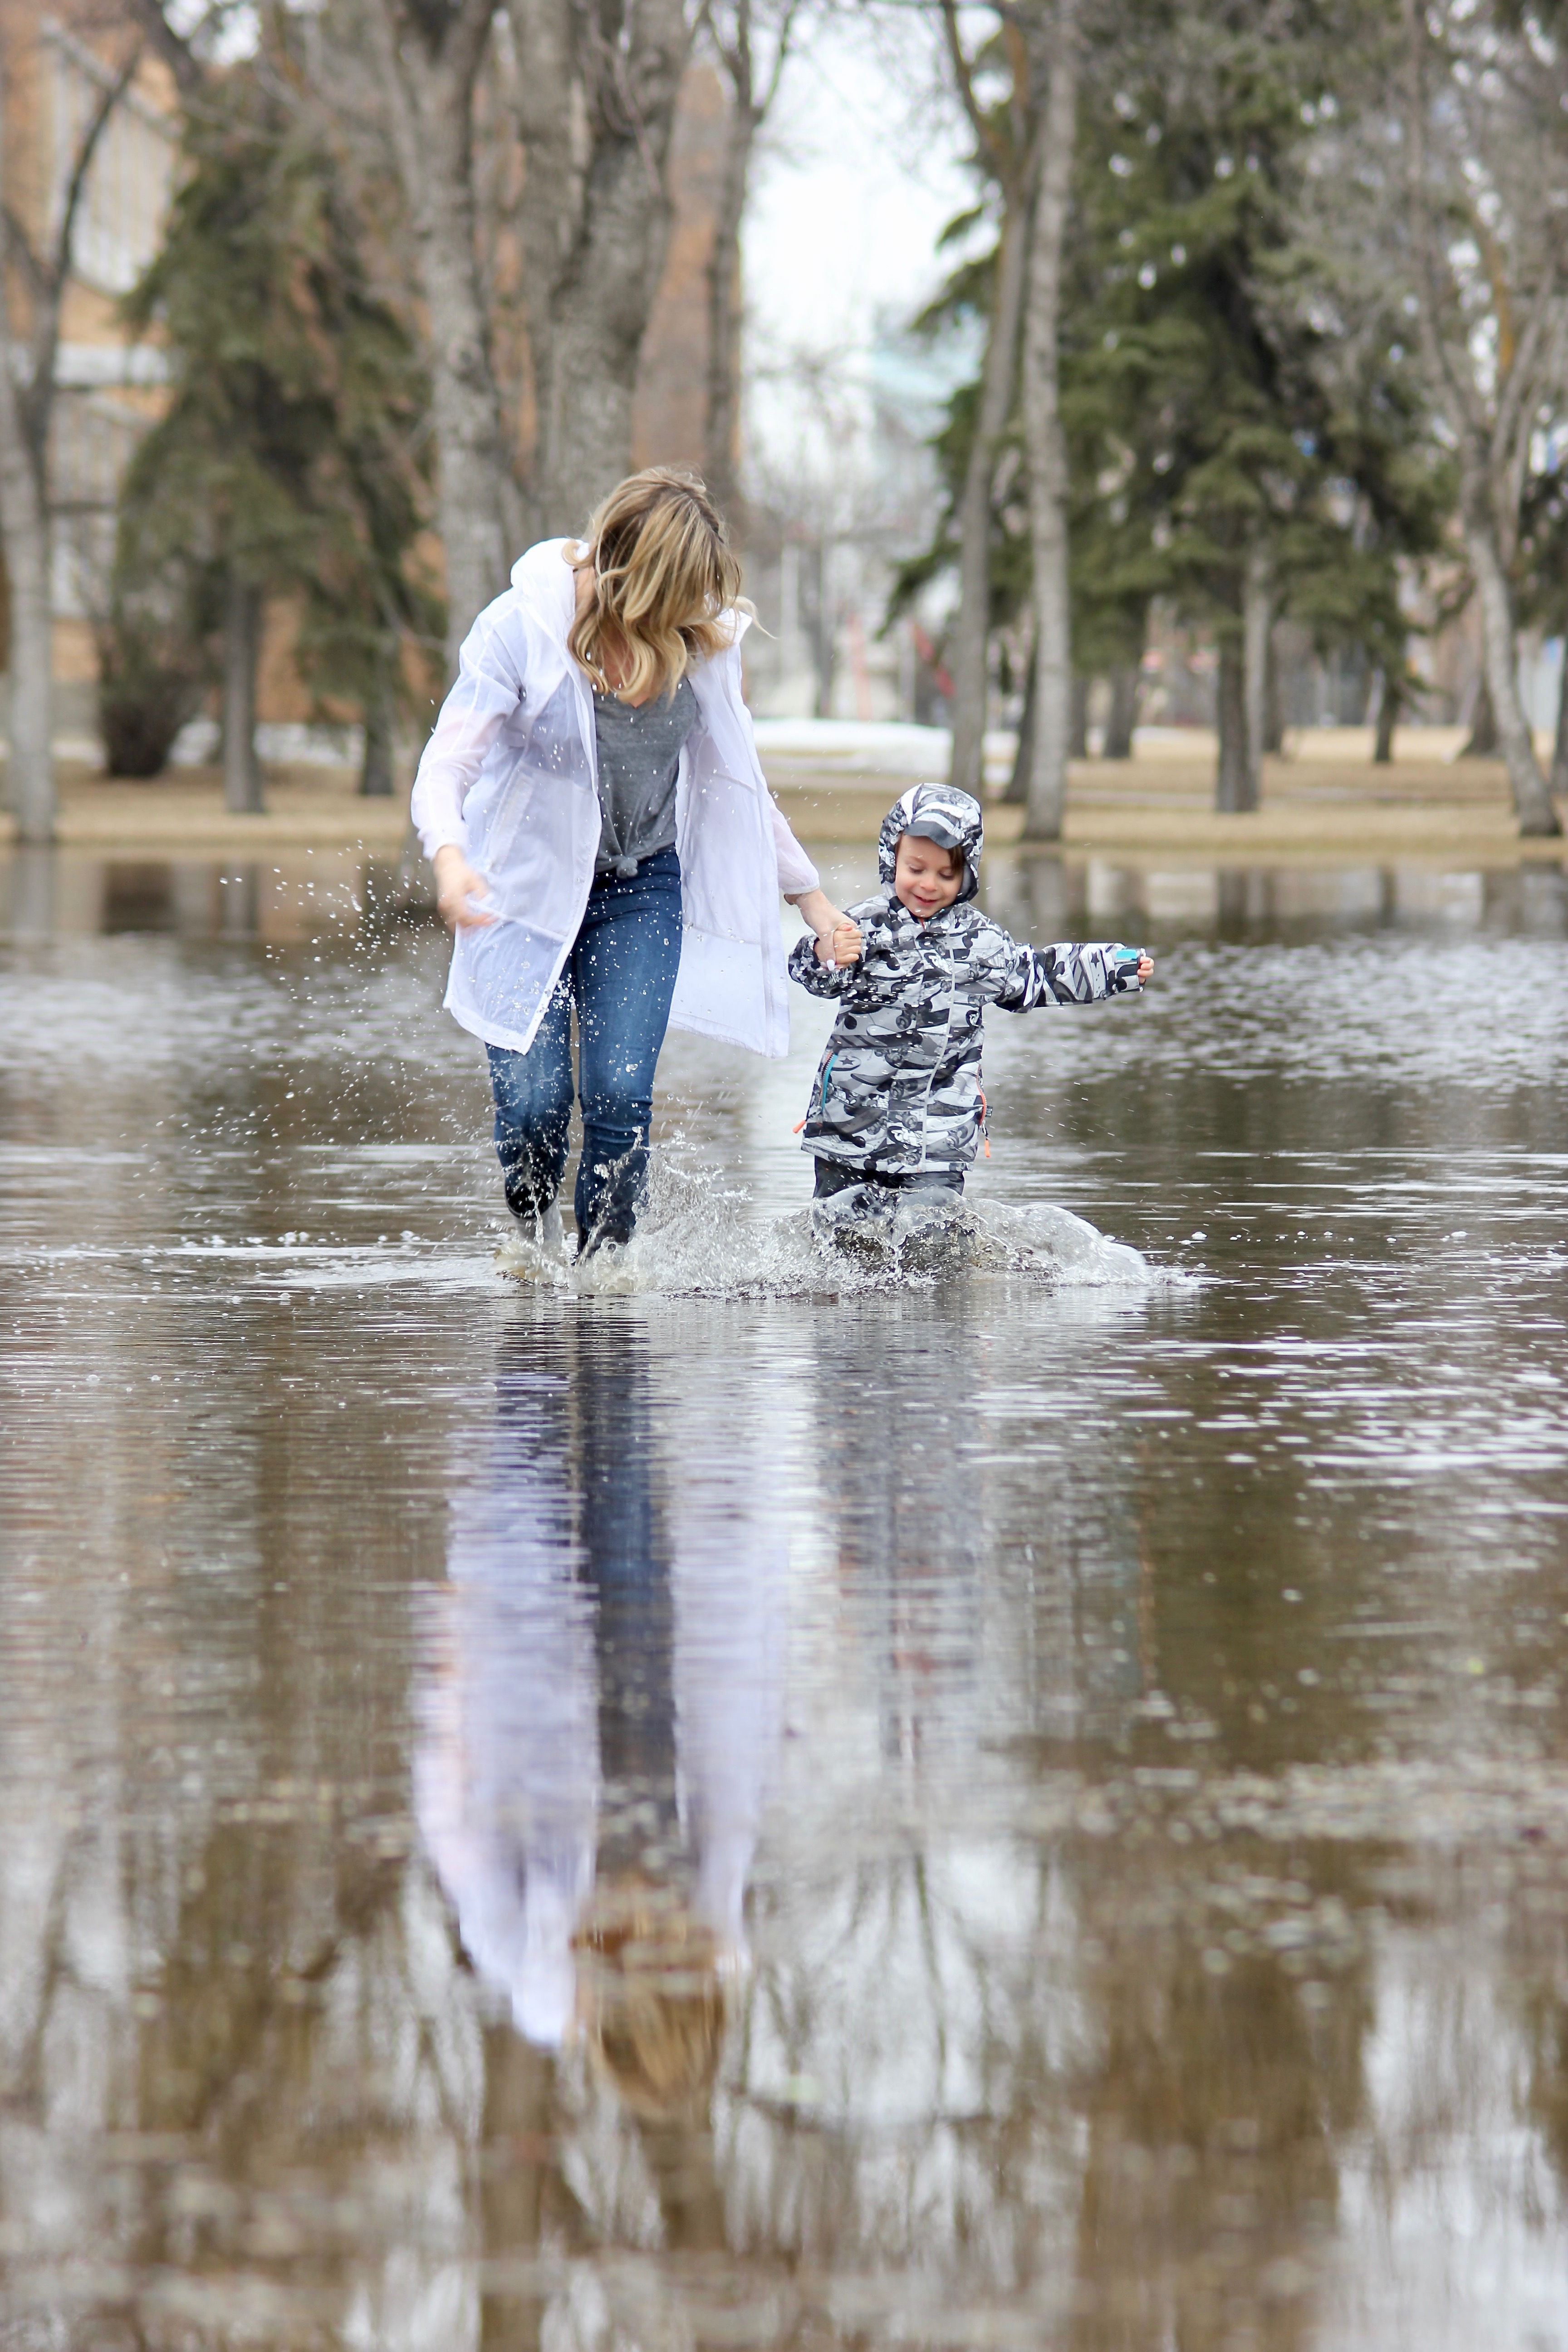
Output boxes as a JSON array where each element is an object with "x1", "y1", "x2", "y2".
[
  {"x1": 574, "y1": 1886, "x2": 729, "y2": 2122},
  {"x1": 567, "y1": 468, "x2": 745, "y2": 703}
]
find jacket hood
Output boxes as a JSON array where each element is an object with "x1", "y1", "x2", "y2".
[{"x1": 878, "y1": 783, "x2": 984, "y2": 905}]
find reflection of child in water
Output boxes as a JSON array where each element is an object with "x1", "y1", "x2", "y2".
[{"x1": 789, "y1": 783, "x2": 1152, "y2": 1222}]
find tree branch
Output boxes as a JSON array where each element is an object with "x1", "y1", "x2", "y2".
[
  {"x1": 941, "y1": 0, "x2": 1007, "y2": 181},
  {"x1": 0, "y1": 207, "x2": 44, "y2": 308},
  {"x1": 758, "y1": 0, "x2": 802, "y2": 121},
  {"x1": 445, "y1": 0, "x2": 506, "y2": 89},
  {"x1": 23, "y1": 42, "x2": 141, "y2": 460},
  {"x1": 123, "y1": 0, "x2": 208, "y2": 94},
  {"x1": 1399, "y1": 0, "x2": 1485, "y2": 441},
  {"x1": 1490, "y1": 279, "x2": 1548, "y2": 486}
]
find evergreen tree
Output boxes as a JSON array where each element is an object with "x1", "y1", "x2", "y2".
[
  {"x1": 900, "y1": 0, "x2": 1456, "y2": 808},
  {"x1": 106, "y1": 60, "x2": 440, "y2": 800}
]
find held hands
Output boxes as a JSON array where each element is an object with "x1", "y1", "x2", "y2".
[
  {"x1": 433, "y1": 844, "x2": 494, "y2": 930},
  {"x1": 815, "y1": 921, "x2": 863, "y2": 967},
  {"x1": 787, "y1": 887, "x2": 859, "y2": 967}
]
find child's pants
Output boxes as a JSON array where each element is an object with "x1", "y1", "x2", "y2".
[
  {"x1": 812, "y1": 1159, "x2": 965, "y2": 1205},
  {"x1": 485, "y1": 848, "x2": 682, "y2": 1245}
]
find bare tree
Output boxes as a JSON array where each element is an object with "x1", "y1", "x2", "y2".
[
  {"x1": 507, "y1": 0, "x2": 697, "y2": 536},
  {"x1": 940, "y1": 1, "x2": 1038, "y2": 798},
  {"x1": 1400, "y1": 0, "x2": 1563, "y2": 838},
  {"x1": 1019, "y1": 0, "x2": 1078, "y2": 842},
  {"x1": 365, "y1": 0, "x2": 521, "y2": 675},
  {"x1": 701, "y1": 0, "x2": 803, "y2": 529},
  {"x1": 0, "y1": 16, "x2": 139, "y2": 843}
]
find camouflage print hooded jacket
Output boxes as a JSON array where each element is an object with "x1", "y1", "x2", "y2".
[{"x1": 787, "y1": 784, "x2": 1145, "y2": 1175}]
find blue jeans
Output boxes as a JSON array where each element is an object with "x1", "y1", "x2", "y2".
[{"x1": 486, "y1": 847, "x2": 682, "y2": 1244}]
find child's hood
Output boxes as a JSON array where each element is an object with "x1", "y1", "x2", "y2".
[{"x1": 878, "y1": 783, "x2": 984, "y2": 905}]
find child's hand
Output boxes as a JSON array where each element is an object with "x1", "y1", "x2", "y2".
[
  {"x1": 1137, "y1": 951, "x2": 1154, "y2": 984},
  {"x1": 816, "y1": 922, "x2": 862, "y2": 966}
]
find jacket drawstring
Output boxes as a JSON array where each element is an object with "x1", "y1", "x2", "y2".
[{"x1": 793, "y1": 1051, "x2": 839, "y2": 1134}]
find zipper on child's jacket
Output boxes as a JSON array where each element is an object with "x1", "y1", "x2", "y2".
[{"x1": 909, "y1": 918, "x2": 959, "y2": 1171}]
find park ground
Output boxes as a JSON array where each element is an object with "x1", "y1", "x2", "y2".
[{"x1": 4, "y1": 725, "x2": 1566, "y2": 867}]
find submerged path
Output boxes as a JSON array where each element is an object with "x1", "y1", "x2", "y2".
[{"x1": 0, "y1": 835, "x2": 1566, "y2": 2347}]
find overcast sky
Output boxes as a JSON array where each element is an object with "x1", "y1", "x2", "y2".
[
  {"x1": 744, "y1": 17, "x2": 974, "y2": 351},
  {"x1": 741, "y1": 13, "x2": 979, "y2": 473}
]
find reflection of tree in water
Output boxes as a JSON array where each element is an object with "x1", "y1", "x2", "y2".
[
  {"x1": 1064, "y1": 1838, "x2": 1372, "y2": 2349},
  {"x1": 0, "y1": 1344, "x2": 469, "y2": 2338},
  {"x1": 10, "y1": 1282, "x2": 1563, "y2": 2347}
]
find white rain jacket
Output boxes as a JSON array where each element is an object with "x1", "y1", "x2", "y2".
[{"x1": 410, "y1": 538, "x2": 820, "y2": 1058}]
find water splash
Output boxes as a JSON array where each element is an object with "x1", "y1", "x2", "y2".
[{"x1": 496, "y1": 1152, "x2": 1181, "y2": 1300}]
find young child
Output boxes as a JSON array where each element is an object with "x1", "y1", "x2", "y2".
[{"x1": 788, "y1": 783, "x2": 1153, "y2": 1225}]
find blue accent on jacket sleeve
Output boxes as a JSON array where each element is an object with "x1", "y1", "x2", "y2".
[{"x1": 983, "y1": 931, "x2": 1145, "y2": 1010}]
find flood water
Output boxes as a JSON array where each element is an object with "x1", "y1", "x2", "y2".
[{"x1": 3, "y1": 843, "x2": 1568, "y2": 2349}]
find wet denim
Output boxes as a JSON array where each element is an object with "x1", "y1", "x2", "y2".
[{"x1": 486, "y1": 846, "x2": 682, "y2": 1245}]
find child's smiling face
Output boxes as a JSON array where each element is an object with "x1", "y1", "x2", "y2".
[{"x1": 893, "y1": 833, "x2": 964, "y2": 920}]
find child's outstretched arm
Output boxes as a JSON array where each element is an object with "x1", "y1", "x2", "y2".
[{"x1": 985, "y1": 931, "x2": 1153, "y2": 1010}]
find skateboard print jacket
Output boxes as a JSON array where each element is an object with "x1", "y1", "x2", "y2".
[{"x1": 787, "y1": 784, "x2": 1145, "y2": 1175}]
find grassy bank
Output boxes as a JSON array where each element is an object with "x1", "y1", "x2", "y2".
[{"x1": 3, "y1": 729, "x2": 1564, "y2": 866}]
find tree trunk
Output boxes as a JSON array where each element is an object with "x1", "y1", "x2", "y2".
[
  {"x1": 1466, "y1": 506, "x2": 1559, "y2": 834},
  {"x1": 0, "y1": 438, "x2": 54, "y2": 843},
  {"x1": 360, "y1": 661, "x2": 396, "y2": 796},
  {"x1": 1020, "y1": 1, "x2": 1078, "y2": 845},
  {"x1": 1002, "y1": 640, "x2": 1036, "y2": 805},
  {"x1": 0, "y1": 69, "x2": 52, "y2": 841},
  {"x1": 704, "y1": 95, "x2": 755, "y2": 529},
  {"x1": 1104, "y1": 663, "x2": 1139, "y2": 760},
  {"x1": 1264, "y1": 626, "x2": 1284, "y2": 753},
  {"x1": 948, "y1": 197, "x2": 1030, "y2": 798},
  {"x1": 1069, "y1": 673, "x2": 1088, "y2": 758},
  {"x1": 1552, "y1": 639, "x2": 1568, "y2": 797},
  {"x1": 222, "y1": 572, "x2": 264, "y2": 816},
  {"x1": 1215, "y1": 636, "x2": 1255, "y2": 812},
  {"x1": 1459, "y1": 671, "x2": 1496, "y2": 756},
  {"x1": 1397, "y1": 0, "x2": 1556, "y2": 835},
  {"x1": 1242, "y1": 536, "x2": 1271, "y2": 793},
  {"x1": 1373, "y1": 668, "x2": 1399, "y2": 764},
  {"x1": 371, "y1": 1, "x2": 520, "y2": 676},
  {"x1": 0, "y1": 29, "x2": 134, "y2": 840},
  {"x1": 509, "y1": 0, "x2": 578, "y2": 544},
  {"x1": 536, "y1": 0, "x2": 693, "y2": 533}
]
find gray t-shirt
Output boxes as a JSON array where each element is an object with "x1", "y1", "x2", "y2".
[{"x1": 592, "y1": 675, "x2": 698, "y2": 879}]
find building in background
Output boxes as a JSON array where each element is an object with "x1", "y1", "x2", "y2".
[
  {"x1": 0, "y1": 7, "x2": 176, "y2": 741},
  {"x1": 0, "y1": 11, "x2": 743, "y2": 764}
]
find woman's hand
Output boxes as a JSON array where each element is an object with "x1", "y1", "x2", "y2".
[
  {"x1": 816, "y1": 922, "x2": 862, "y2": 967},
  {"x1": 788, "y1": 887, "x2": 852, "y2": 955},
  {"x1": 434, "y1": 844, "x2": 494, "y2": 931}
]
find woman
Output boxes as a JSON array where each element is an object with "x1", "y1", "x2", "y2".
[{"x1": 411, "y1": 468, "x2": 848, "y2": 1256}]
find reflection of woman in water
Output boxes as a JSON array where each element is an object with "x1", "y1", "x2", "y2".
[{"x1": 416, "y1": 1315, "x2": 783, "y2": 2119}]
